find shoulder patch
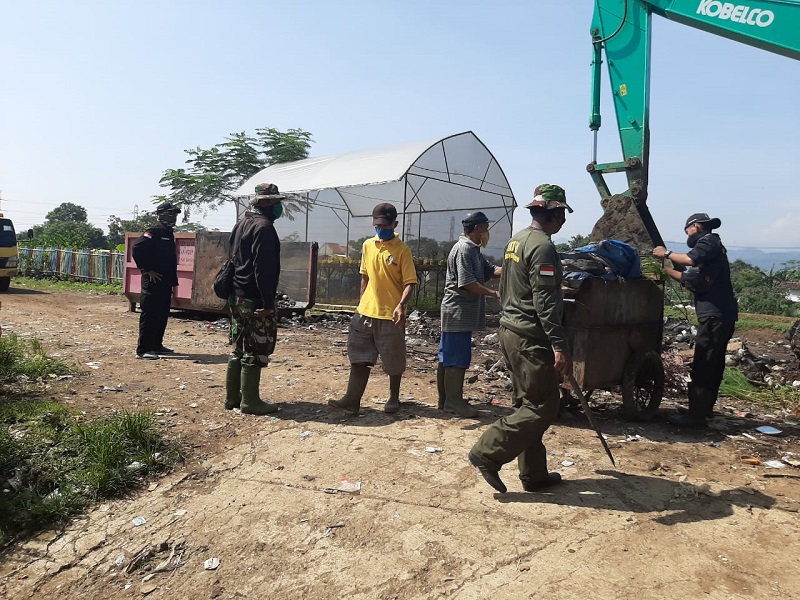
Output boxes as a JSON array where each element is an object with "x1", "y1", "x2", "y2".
[
  {"x1": 539, "y1": 265, "x2": 555, "y2": 276},
  {"x1": 143, "y1": 232, "x2": 153, "y2": 238}
]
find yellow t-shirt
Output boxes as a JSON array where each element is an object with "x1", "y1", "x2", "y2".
[{"x1": 357, "y1": 234, "x2": 418, "y2": 320}]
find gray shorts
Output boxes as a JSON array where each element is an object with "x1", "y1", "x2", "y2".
[{"x1": 347, "y1": 312, "x2": 407, "y2": 376}]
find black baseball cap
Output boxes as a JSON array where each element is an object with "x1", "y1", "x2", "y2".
[
  {"x1": 372, "y1": 202, "x2": 398, "y2": 226},
  {"x1": 685, "y1": 213, "x2": 721, "y2": 230}
]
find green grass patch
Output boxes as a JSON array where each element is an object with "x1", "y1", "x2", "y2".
[
  {"x1": 0, "y1": 333, "x2": 73, "y2": 380},
  {"x1": 0, "y1": 403, "x2": 183, "y2": 545},
  {"x1": 719, "y1": 367, "x2": 800, "y2": 413},
  {"x1": 0, "y1": 336, "x2": 182, "y2": 545},
  {"x1": 12, "y1": 275, "x2": 122, "y2": 294},
  {"x1": 736, "y1": 313, "x2": 795, "y2": 335}
]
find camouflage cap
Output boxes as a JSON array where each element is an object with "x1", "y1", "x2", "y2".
[
  {"x1": 524, "y1": 184, "x2": 573, "y2": 213},
  {"x1": 254, "y1": 183, "x2": 286, "y2": 202}
]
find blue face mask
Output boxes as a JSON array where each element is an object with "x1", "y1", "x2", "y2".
[{"x1": 375, "y1": 227, "x2": 394, "y2": 241}]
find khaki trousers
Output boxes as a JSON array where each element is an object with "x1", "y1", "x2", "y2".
[{"x1": 470, "y1": 326, "x2": 560, "y2": 484}]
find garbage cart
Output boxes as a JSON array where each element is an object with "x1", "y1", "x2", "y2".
[{"x1": 563, "y1": 277, "x2": 665, "y2": 420}]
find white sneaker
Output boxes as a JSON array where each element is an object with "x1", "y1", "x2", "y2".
[{"x1": 136, "y1": 351, "x2": 159, "y2": 360}]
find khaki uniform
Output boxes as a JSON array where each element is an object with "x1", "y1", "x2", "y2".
[{"x1": 470, "y1": 227, "x2": 566, "y2": 486}]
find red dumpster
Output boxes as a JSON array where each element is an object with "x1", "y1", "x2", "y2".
[{"x1": 124, "y1": 232, "x2": 318, "y2": 316}]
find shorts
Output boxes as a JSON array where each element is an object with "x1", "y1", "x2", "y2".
[
  {"x1": 437, "y1": 331, "x2": 473, "y2": 368},
  {"x1": 347, "y1": 312, "x2": 406, "y2": 376}
]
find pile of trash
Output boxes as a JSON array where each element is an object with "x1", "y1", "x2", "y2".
[
  {"x1": 275, "y1": 292, "x2": 298, "y2": 309},
  {"x1": 662, "y1": 316, "x2": 797, "y2": 388},
  {"x1": 788, "y1": 318, "x2": 800, "y2": 362},
  {"x1": 560, "y1": 239, "x2": 642, "y2": 286}
]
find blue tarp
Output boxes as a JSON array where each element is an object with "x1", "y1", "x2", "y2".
[{"x1": 560, "y1": 239, "x2": 642, "y2": 279}]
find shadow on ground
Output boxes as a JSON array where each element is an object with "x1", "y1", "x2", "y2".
[{"x1": 496, "y1": 468, "x2": 776, "y2": 525}]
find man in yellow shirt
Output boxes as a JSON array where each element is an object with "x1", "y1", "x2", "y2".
[{"x1": 329, "y1": 203, "x2": 418, "y2": 415}]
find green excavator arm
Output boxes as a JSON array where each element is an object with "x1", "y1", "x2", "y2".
[{"x1": 589, "y1": 0, "x2": 800, "y2": 246}]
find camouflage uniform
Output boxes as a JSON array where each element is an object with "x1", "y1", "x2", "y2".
[
  {"x1": 228, "y1": 296, "x2": 278, "y2": 368},
  {"x1": 223, "y1": 183, "x2": 284, "y2": 415}
]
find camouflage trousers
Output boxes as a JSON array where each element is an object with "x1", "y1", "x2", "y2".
[{"x1": 228, "y1": 296, "x2": 278, "y2": 368}]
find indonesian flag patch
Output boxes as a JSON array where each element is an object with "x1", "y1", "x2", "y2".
[
  {"x1": 143, "y1": 232, "x2": 153, "y2": 238},
  {"x1": 539, "y1": 265, "x2": 555, "y2": 276}
]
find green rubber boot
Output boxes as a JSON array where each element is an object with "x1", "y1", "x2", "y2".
[
  {"x1": 436, "y1": 362, "x2": 446, "y2": 410},
  {"x1": 224, "y1": 355, "x2": 242, "y2": 410},
  {"x1": 443, "y1": 367, "x2": 478, "y2": 418},
  {"x1": 240, "y1": 364, "x2": 278, "y2": 415},
  {"x1": 328, "y1": 364, "x2": 370, "y2": 415}
]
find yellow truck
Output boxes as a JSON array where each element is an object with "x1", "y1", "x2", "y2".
[{"x1": 0, "y1": 213, "x2": 19, "y2": 291}]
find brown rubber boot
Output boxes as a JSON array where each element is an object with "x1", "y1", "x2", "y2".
[
  {"x1": 443, "y1": 367, "x2": 478, "y2": 418},
  {"x1": 328, "y1": 364, "x2": 370, "y2": 415},
  {"x1": 384, "y1": 374, "x2": 402, "y2": 414},
  {"x1": 240, "y1": 365, "x2": 278, "y2": 415}
]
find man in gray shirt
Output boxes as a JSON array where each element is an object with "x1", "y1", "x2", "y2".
[{"x1": 438, "y1": 211, "x2": 501, "y2": 417}]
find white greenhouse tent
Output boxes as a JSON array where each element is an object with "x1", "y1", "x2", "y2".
[
  {"x1": 234, "y1": 131, "x2": 517, "y2": 306},
  {"x1": 234, "y1": 131, "x2": 516, "y2": 259}
]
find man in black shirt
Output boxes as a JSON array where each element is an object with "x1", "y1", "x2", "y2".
[
  {"x1": 132, "y1": 202, "x2": 181, "y2": 360},
  {"x1": 653, "y1": 213, "x2": 738, "y2": 428},
  {"x1": 225, "y1": 183, "x2": 283, "y2": 415}
]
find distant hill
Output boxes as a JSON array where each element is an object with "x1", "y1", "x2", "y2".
[
  {"x1": 663, "y1": 244, "x2": 800, "y2": 271},
  {"x1": 727, "y1": 249, "x2": 800, "y2": 271}
]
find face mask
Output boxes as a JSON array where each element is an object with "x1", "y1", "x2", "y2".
[
  {"x1": 479, "y1": 231, "x2": 490, "y2": 248},
  {"x1": 256, "y1": 202, "x2": 284, "y2": 220},
  {"x1": 687, "y1": 231, "x2": 703, "y2": 248},
  {"x1": 375, "y1": 228, "x2": 394, "y2": 241},
  {"x1": 158, "y1": 214, "x2": 177, "y2": 228}
]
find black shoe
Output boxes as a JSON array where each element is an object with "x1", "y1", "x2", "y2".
[
  {"x1": 155, "y1": 346, "x2": 174, "y2": 354},
  {"x1": 468, "y1": 452, "x2": 507, "y2": 494},
  {"x1": 521, "y1": 472, "x2": 562, "y2": 492},
  {"x1": 667, "y1": 413, "x2": 707, "y2": 428}
]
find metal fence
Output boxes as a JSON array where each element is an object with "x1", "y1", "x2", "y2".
[{"x1": 18, "y1": 247, "x2": 125, "y2": 284}]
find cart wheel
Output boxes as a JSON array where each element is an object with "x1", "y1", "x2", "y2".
[{"x1": 621, "y1": 350, "x2": 664, "y2": 421}]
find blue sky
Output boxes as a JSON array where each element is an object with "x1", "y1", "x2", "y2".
[{"x1": 1, "y1": 0, "x2": 798, "y2": 251}]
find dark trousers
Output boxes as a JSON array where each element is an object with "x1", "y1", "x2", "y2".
[
  {"x1": 691, "y1": 317, "x2": 736, "y2": 394},
  {"x1": 691, "y1": 316, "x2": 736, "y2": 405},
  {"x1": 137, "y1": 285, "x2": 172, "y2": 354},
  {"x1": 470, "y1": 326, "x2": 560, "y2": 484}
]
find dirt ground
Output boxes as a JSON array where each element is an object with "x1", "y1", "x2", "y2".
[{"x1": 1, "y1": 287, "x2": 800, "y2": 600}]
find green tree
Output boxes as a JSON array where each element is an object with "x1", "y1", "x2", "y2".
[
  {"x1": 555, "y1": 233, "x2": 592, "y2": 252},
  {"x1": 731, "y1": 261, "x2": 798, "y2": 316},
  {"x1": 174, "y1": 222, "x2": 208, "y2": 233},
  {"x1": 107, "y1": 212, "x2": 159, "y2": 247},
  {"x1": 348, "y1": 235, "x2": 372, "y2": 259},
  {"x1": 32, "y1": 221, "x2": 107, "y2": 249},
  {"x1": 45, "y1": 202, "x2": 88, "y2": 223},
  {"x1": 405, "y1": 236, "x2": 449, "y2": 260},
  {"x1": 21, "y1": 202, "x2": 108, "y2": 249},
  {"x1": 158, "y1": 128, "x2": 313, "y2": 219}
]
